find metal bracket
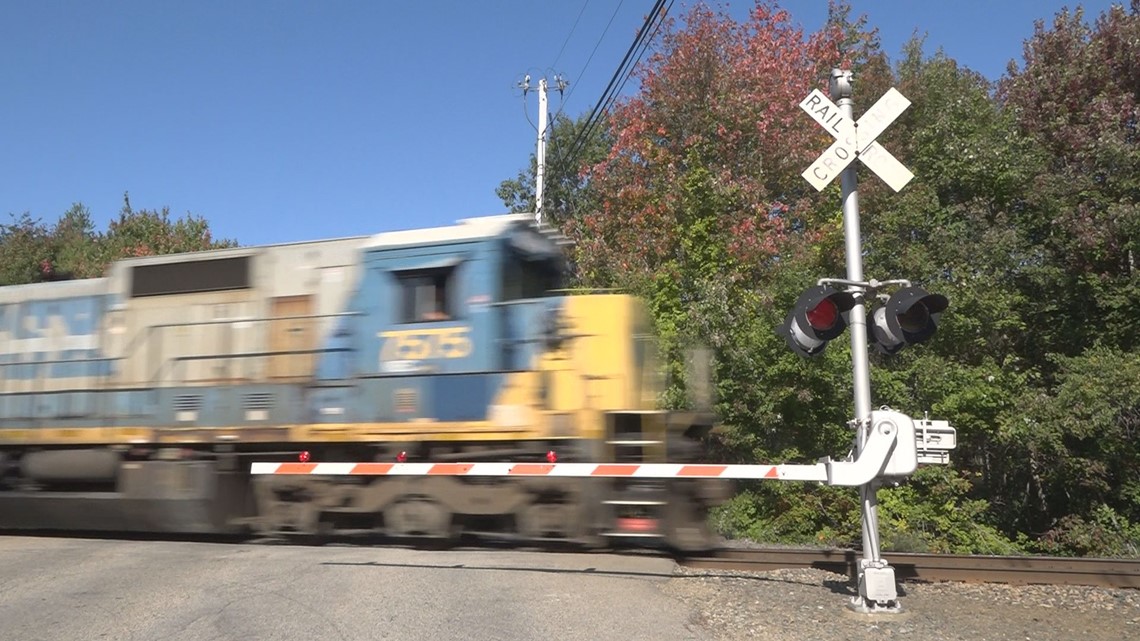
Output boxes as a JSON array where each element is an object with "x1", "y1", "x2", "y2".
[
  {"x1": 816, "y1": 277, "x2": 913, "y2": 294},
  {"x1": 826, "y1": 409, "x2": 905, "y2": 486},
  {"x1": 823, "y1": 409, "x2": 957, "y2": 486}
]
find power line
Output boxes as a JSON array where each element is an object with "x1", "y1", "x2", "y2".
[
  {"x1": 609, "y1": 2, "x2": 670, "y2": 107},
  {"x1": 582, "y1": 0, "x2": 671, "y2": 147},
  {"x1": 565, "y1": 0, "x2": 670, "y2": 166},
  {"x1": 555, "y1": 0, "x2": 625, "y2": 121},
  {"x1": 552, "y1": 0, "x2": 591, "y2": 70},
  {"x1": 561, "y1": 0, "x2": 671, "y2": 170},
  {"x1": 515, "y1": 2, "x2": 615, "y2": 169}
]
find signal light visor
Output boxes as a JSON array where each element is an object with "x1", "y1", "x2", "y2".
[
  {"x1": 779, "y1": 285, "x2": 857, "y2": 357},
  {"x1": 868, "y1": 286, "x2": 948, "y2": 354}
]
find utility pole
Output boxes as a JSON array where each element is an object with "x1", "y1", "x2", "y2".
[
  {"x1": 518, "y1": 74, "x2": 567, "y2": 225},
  {"x1": 535, "y1": 77, "x2": 548, "y2": 224}
]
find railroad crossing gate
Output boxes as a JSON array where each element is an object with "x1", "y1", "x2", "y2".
[
  {"x1": 793, "y1": 74, "x2": 947, "y2": 613},
  {"x1": 800, "y1": 87, "x2": 914, "y2": 192},
  {"x1": 253, "y1": 410, "x2": 956, "y2": 484}
]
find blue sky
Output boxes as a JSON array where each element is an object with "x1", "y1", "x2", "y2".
[{"x1": 0, "y1": 1, "x2": 1122, "y2": 247}]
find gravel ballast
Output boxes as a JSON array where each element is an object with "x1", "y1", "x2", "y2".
[{"x1": 662, "y1": 565, "x2": 1140, "y2": 641}]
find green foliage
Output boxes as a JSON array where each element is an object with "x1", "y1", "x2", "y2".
[
  {"x1": 999, "y1": 3, "x2": 1140, "y2": 358},
  {"x1": 0, "y1": 193, "x2": 237, "y2": 286},
  {"x1": 711, "y1": 483, "x2": 863, "y2": 547},
  {"x1": 997, "y1": 347, "x2": 1140, "y2": 539},
  {"x1": 497, "y1": 1, "x2": 1140, "y2": 557},
  {"x1": 876, "y1": 467, "x2": 1023, "y2": 555},
  {"x1": 0, "y1": 213, "x2": 57, "y2": 285},
  {"x1": 496, "y1": 112, "x2": 612, "y2": 231},
  {"x1": 1035, "y1": 504, "x2": 1140, "y2": 558}
]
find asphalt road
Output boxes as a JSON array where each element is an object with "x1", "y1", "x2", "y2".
[{"x1": 0, "y1": 535, "x2": 710, "y2": 641}]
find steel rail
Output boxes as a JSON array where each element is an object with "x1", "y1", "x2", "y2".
[{"x1": 678, "y1": 548, "x2": 1140, "y2": 590}]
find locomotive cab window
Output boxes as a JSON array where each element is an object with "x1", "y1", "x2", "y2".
[
  {"x1": 397, "y1": 268, "x2": 454, "y2": 323},
  {"x1": 502, "y1": 254, "x2": 564, "y2": 300},
  {"x1": 502, "y1": 228, "x2": 566, "y2": 300}
]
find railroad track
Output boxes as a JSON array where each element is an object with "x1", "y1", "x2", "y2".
[
  {"x1": 8, "y1": 528, "x2": 1137, "y2": 589},
  {"x1": 679, "y1": 547, "x2": 1140, "y2": 589}
]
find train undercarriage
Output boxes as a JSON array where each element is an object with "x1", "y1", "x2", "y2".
[{"x1": 0, "y1": 429, "x2": 731, "y2": 552}]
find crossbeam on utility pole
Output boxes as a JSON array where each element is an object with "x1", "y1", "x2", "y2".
[{"x1": 518, "y1": 73, "x2": 567, "y2": 225}]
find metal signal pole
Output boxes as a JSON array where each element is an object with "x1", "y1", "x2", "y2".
[
  {"x1": 830, "y1": 70, "x2": 882, "y2": 566},
  {"x1": 797, "y1": 70, "x2": 937, "y2": 612},
  {"x1": 829, "y1": 68, "x2": 907, "y2": 615}
]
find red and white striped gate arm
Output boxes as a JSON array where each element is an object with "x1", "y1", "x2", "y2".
[
  {"x1": 249, "y1": 461, "x2": 830, "y2": 482},
  {"x1": 248, "y1": 410, "x2": 922, "y2": 485}
]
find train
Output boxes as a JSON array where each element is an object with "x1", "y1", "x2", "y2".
[{"x1": 0, "y1": 214, "x2": 729, "y2": 551}]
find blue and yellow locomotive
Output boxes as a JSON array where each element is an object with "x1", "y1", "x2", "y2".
[{"x1": 0, "y1": 214, "x2": 727, "y2": 550}]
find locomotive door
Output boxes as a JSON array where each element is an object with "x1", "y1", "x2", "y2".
[{"x1": 267, "y1": 295, "x2": 314, "y2": 379}]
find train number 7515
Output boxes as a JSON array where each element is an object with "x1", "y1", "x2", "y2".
[{"x1": 378, "y1": 326, "x2": 473, "y2": 364}]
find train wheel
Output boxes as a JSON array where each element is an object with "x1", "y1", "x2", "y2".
[
  {"x1": 662, "y1": 484, "x2": 719, "y2": 553},
  {"x1": 516, "y1": 503, "x2": 574, "y2": 540},
  {"x1": 253, "y1": 478, "x2": 322, "y2": 537},
  {"x1": 384, "y1": 496, "x2": 455, "y2": 540}
]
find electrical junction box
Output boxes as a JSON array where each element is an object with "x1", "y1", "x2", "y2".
[
  {"x1": 861, "y1": 565, "x2": 898, "y2": 603},
  {"x1": 915, "y1": 418, "x2": 958, "y2": 465}
]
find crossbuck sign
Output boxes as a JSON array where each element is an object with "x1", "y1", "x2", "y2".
[{"x1": 800, "y1": 87, "x2": 913, "y2": 192}]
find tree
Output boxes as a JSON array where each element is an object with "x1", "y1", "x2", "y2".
[
  {"x1": 497, "y1": 0, "x2": 1140, "y2": 555},
  {"x1": 98, "y1": 192, "x2": 236, "y2": 262},
  {"x1": 574, "y1": 2, "x2": 847, "y2": 285},
  {"x1": 999, "y1": 3, "x2": 1140, "y2": 357},
  {"x1": 496, "y1": 111, "x2": 613, "y2": 231},
  {"x1": 563, "y1": 1, "x2": 891, "y2": 455},
  {"x1": 826, "y1": 4, "x2": 1140, "y2": 554},
  {"x1": 990, "y1": 2, "x2": 1140, "y2": 551},
  {"x1": 0, "y1": 193, "x2": 237, "y2": 286},
  {"x1": 0, "y1": 213, "x2": 57, "y2": 286}
]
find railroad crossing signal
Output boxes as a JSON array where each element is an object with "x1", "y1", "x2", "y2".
[
  {"x1": 867, "y1": 286, "x2": 949, "y2": 355},
  {"x1": 780, "y1": 283, "x2": 949, "y2": 358},
  {"x1": 800, "y1": 87, "x2": 914, "y2": 192},
  {"x1": 778, "y1": 285, "x2": 855, "y2": 357},
  {"x1": 789, "y1": 70, "x2": 955, "y2": 614}
]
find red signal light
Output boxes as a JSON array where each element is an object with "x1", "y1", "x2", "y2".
[
  {"x1": 806, "y1": 299, "x2": 839, "y2": 331},
  {"x1": 546, "y1": 450, "x2": 558, "y2": 463},
  {"x1": 616, "y1": 517, "x2": 658, "y2": 533},
  {"x1": 298, "y1": 450, "x2": 311, "y2": 463},
  {"x1": 396, "y1": 451, "x2": 407, "y2": 463},
  {"x1": 778, "y1": 285, "x2": 856, "y2": 358}
]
